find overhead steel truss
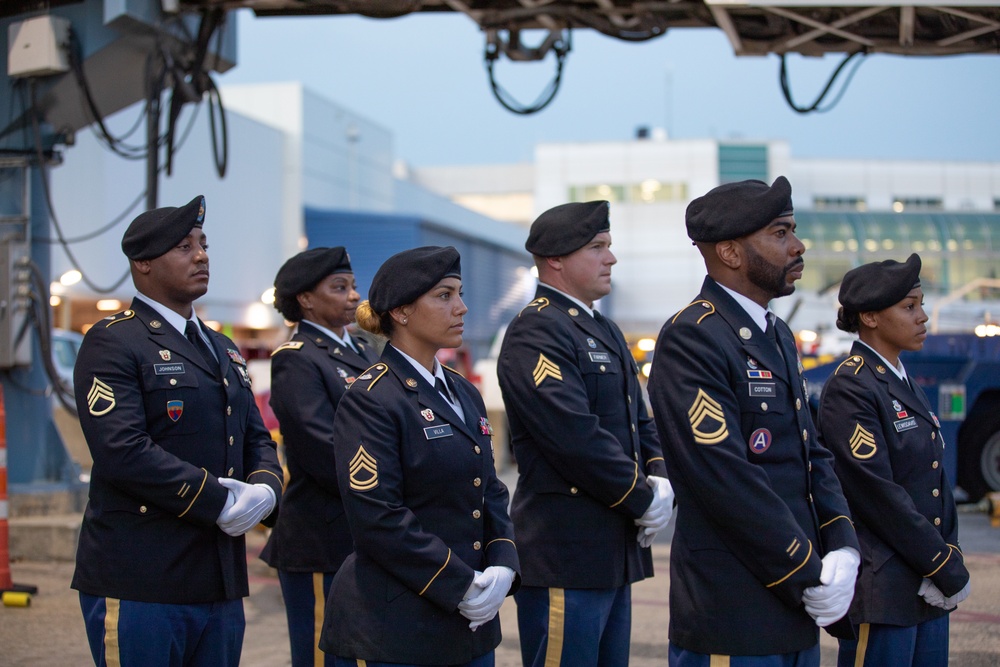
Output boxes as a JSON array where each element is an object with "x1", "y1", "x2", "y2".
[{"x1": 176, "y1": 0, "x2": 1000, "y2": 56}]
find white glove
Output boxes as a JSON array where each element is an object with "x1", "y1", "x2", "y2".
[
  {"x1": 943, "y1": 581, "x2": 971, "y2": 609},
  {"x1": 216, "y1": 477, "x2": 276, "y2": 536},
  {"x1": 802, "y1": 547, "x2": 860, "y2": 627},
  {"x1": 635, "y1": 476, "x2": 675, "y2": 547},
  {"x1": 457, "y1": 566, "x2": 514, "y2": 630},
  {"x1": 918, "y1": 579, "x2": 948, "y2": 609}
]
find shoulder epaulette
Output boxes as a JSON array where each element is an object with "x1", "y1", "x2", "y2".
[
  {"x1": 834, "y1": 355, "x2": 865, "y2": 375},
  {"x1": 104, "y1": 309, "x2": 136, "y2": 328},
  {"x1": 518, "y1": 297, "x2": 550, "y2": 316},
  {"x1": 352, "y1": 362, "x2": 390, "y2": 391},
  {"x1": 670, "y1": 300, "x2": 716, "y2": 325},
  {"x1": 271, "y1": 341, "x2": 305, "y2": 356},
  {"x1": 443, "y1": 364, "x2": 465, "y2": 379}
]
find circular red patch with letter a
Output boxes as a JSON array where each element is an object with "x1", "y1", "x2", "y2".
[{"x1": 748, "y1": 428, "x2": 771, "y2": 454}]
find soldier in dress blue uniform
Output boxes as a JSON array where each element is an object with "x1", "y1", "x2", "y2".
[
  {"x1": 72, "y1": 195, "x2": 284, "y2": 667},
  {"x1": 319, "y1": 246, "x2": 520, "y2": 667},
  {"x1": 817, "y1": 254, "x2": 971, "y2": 667},
  {"x1": 647, "y1": 177, "x2": 861, "y2": 667},
  {"x1": 497, "y1": 201, "x2": 673, "y2": 667},
  {"x1": 261, "y1": 247, "x2": 379, "y2": 667}
]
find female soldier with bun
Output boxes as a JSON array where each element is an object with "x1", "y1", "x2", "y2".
[
  {"x1": 320, "y1": 246, "x2": 520, "y2": 667},
  {"x1": 261, "y1": 247, "x2": 379, "y2": 667},
  {"x1": 818, "y1": 253, "x2": 971, "y2": 667}
]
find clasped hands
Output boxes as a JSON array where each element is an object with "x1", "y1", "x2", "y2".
[
  {"x1": 458, "y1": 566, "x2": 515, "y2": 631},
  {"x1": 802, "y1": 547, "x2": 860, "y2": 627},
  {"x1": 918, "y1": 579, "x2": 970, "y2": 610},
  {"x1": 635, "y1": 476, "x2": 675, "y2": 548},
  {"x1": 215, "y1": 477, "x2": 276, "y2": 537}
]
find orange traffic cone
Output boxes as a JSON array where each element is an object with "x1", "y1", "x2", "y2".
[{"x1": 0, "y1": 384, "x2": 38, "y2": 604}]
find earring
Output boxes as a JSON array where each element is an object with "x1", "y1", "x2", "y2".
[{"x1": 402, "y1": 318, "x2": 408, "y2": 325}]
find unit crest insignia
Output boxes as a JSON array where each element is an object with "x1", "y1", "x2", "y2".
[
  {"x1": 421, "y1": 409, "x2": 435, "y2": 422},
  {"x1": 688, "y1": 388, "x2": 728, "y2": 445},
  {"x1": 159, "y1": 350, "x2": 172, "y2": 361}
]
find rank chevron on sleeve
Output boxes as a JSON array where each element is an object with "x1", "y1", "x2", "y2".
[
  {"x1": 87, "y1": 377, "x2": 116, "y2": 416},
  {"x1": 849, "y1": 423, "x2": 878, "y2": 459},
  {"x1": 349, "y1": 445, "x2": 379, "y2": 491},
  {"x1": 533, "y1": 353, "x2": 563, "y2": 386},
  {"x1": 688, "y1": 388, "x2": 728, "y2": 445}
]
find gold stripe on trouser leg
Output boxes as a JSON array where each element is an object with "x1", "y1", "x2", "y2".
[
  {"x1": 105, "y1": 598, "x2": 122, "y2": 667},
  {"x1": 313, "y1": 572, "x2": 325, "y2": 667},
  {"x1": 544, "y1": 588, "x2": 566, "y2": 667},
  {"x1": 709, "y1": 655, "x2": 730, "y2": 667},
  {"x1": 855, "y1": 622, "x2": 870, "y2": 667},
  {"x1": 357, "y1": 661, "x2": 367, "y2": 666}
]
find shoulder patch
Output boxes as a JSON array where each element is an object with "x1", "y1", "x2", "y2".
[
  {"x1": 104, "y1": 309, "x2": 136, "y2": 328},
  {"x1": 835, "y1": 355, "x2": 865, "y2": 375},
  {"x1": 271, "y1": 341, "x2": 305, "y2": 356},
  {"x1": 671, "y1": 300, "x2": 716, "y2": 325}
]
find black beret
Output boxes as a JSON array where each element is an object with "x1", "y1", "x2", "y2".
[
  {"x1": 369, "y1": 246, "x2": 461, "y2": 313},
  {"x1": 839, "y1": 253, "x2": 922, "y2": 313},
  {"x1": 526, "y1": 201, "x2": 611, "y2": 257},
  {"x1": 686, "y1": 176, "x2": 793, "y2": 243},
  {"x1": 274, "y1": 247, "x2": 352, "y2": 299},
  {"x1": 122, "y1": 195, "x2": 206, "y2": 260}
]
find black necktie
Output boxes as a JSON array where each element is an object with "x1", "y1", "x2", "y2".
[
  {"x1": 765, "y1": 313, "x2": 785, "y2": 360},
  {"x1": 185, "y1": 320, "x2": 216, "y2": 370},
  {"x1": 434, "y1": 377, "x2": 453, "y2": 404}
]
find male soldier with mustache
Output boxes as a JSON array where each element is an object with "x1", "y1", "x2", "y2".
[{"x1": 648, "y1": 177, "x2": 860, "y2": 667}]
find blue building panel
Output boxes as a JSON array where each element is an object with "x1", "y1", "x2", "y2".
[{"x1": 304, "y1": 208, "x2": 530, "y2": 362}]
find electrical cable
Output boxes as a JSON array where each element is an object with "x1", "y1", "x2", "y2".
[
  {"x1": 30, "y1": 83, "x2": 130, "y2": 294},
  {"x1": 485, "y1": 30, "x2": 572, "y2": 115},
  {"x1": 26, "y1": 260, "x2": 77, "y2": 415},
  {"x1": 779, "y1": 50, "x2": 868, "y2": 114},
  {"x1": 206, "y1": 76, "x2": 228, "y2": 178}
]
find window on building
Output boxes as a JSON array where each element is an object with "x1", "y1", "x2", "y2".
[
  {"x1": 813, "y1": 196, "x2": 867, "y2": 212},
  {"x1": 892, "y1": 197, "x2": 944, "y2": 212},
  {"x1": 568, "y1": 181, "x2": 688, "y2": 204}
]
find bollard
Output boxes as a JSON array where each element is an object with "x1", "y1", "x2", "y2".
[{"x1": 0, "y1": 384, "x2": 38, "y2": 602}]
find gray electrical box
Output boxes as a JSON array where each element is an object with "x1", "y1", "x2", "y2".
[
  {"x1": 0, "y1": 238, "x2": 32, "y2": 368},
  {"x1": 7, "y1": 14, "x2": 71, "y2": 78}
]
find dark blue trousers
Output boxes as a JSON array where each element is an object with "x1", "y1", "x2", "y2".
[
  {"x1": 515, "y1": 585, "x2": 632, "y2": 667},
  {"x1": 669, "y1": 643, "x2": 820, "y2": 667},
  {"x1": 837, "y1": 616, "x2": 950, "y2": 667},
  {"x1": 331, "y1": 653, "x2": 495, "y2": 667},
  {"x1": 79, "y1": 593, "x2": 244, "y2": 667},
  {"x1": 278, "y1": 570, "x2": 337, "y2": 667}
]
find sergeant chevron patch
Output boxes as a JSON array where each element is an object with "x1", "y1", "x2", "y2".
[
  {"x1": 533, "y1": 354, "x2": 563, "y2": 386},
  {"x1": 87, "y1": 377, "x2": 116, "y2": 416},
  {"x1": 688, "y1": 388, "x2": 728, "y2": 445},
  {"x1": 349, "y1": 445, "x2": 379, "y2": 491},
  {"x1": 849, "y1": 423, "x2": 877, "y2": 459}
]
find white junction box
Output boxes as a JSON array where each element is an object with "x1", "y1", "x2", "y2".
[{"x1": 8, "y1": 15, "x2": 71, "y2": 78}]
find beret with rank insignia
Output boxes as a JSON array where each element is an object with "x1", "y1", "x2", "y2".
[
  {"x1": 526, "y1": 200, "x2": 611, "y2": 257},
  {"x1": 839, "y1": 253, "x2": 921, "y2": 313},
  {"x1": 369, "y1": 246, "x2": 461, "y2": 313},
  {"x1": 122, "y1": 195, "x2": 206, "y2": 260},
  {"x1": 686, "y1": 177, "x2": 793, "y2": 243}
]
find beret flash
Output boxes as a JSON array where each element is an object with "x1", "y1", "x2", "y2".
[
  {"x1": 274, "y1": 247, "x2": 352, "y2": 299},
  {"x1": 121, "y1": 195, "x2": 206, "y2": 260},
  {"x1": 369, "y1": 246, "x2": 461, "y2": 313},
  {"x1": 526, "y1": 200, "x2": 611, "y2": 257},
  {"x1": 839, "y1": 253, "x2": 922, "y2": 313},
  {"x1": 686, "y1": 176, "x2": 793, "y2": 243}
]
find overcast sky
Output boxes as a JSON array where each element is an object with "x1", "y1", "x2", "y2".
[{"x1": 218, "y1": 9, "x2": 1000, "y2": 167}]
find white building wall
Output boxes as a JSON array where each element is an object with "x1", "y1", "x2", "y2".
[{"x1": 49, "y1": 103, "x2": 288, "y2": 329}]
